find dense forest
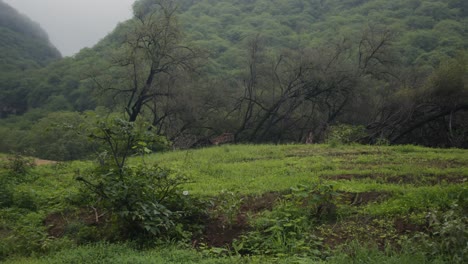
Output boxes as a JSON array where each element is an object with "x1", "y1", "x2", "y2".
[{"x1": 0, "y1": 0, "x2": 467, "y2": 160}]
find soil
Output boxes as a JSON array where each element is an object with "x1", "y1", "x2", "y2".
[
  {"x1": 240, "y1": 192, "x2": 281, "y2": 212},
  {"x1": 324, "y1": 174, "x2": 370, "y2": 181},
  {"x1": 384, "y1": 174, "x2": 466, "y2": 185},
  {"x1": 34, "y1": 159, "x2": 57, "y2": 166},
  {"x1": 393, "y1": 218, "x2": 426, "y2": 234},
  {"x1": 324, "y1": 173, "x2": 466, "y2": 185},
  {"x1": 44, "y1": 212, "x2": 67, "y2": 237},
  {"x1": 320, "y1": 216, "x2": 426, "y2": 250},
  {"x1": 202, "y1": 213, "x2": 249, "y2": 247},
  {"x1": 44, "y1": 208, "x2": 105, "y2": 238},
  {"x1": 339, "y1": 191, "x2": 391, "y2": 206},
  {"x1": 201, "y1": 192, "x2": 281, "y2": 247}
]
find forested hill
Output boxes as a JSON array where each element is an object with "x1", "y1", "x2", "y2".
[
  {"x1": 140, "y1": 0, "x2": 468, "y2": 73},
  {"x1": 0, "y1": 0, "x2": 467, "y2": 159},
  {"x1": 0, "y1": 0, "x2": 61, "y2": 71},
  {"x1": 0, "y1": 0, "x2": 61, "y2": 116}
]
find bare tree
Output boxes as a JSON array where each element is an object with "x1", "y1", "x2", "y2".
[
  {"x1": 367, "y1": 57, "x2": 468, "y2": 147},
  {"x1": 232, "y1": 27, "x2": 397, "y2": 143},
  {"x1": 97, "y1": 0, "x2": 199, "y2": 123}
]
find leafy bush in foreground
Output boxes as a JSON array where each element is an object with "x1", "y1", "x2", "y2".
[{"x1": 76, "y1": 118, "x2": 202, "y2": 241}]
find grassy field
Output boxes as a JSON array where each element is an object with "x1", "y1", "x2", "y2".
[{"x1": 1, "y1": 144, "x2": 467, "y2": 263}]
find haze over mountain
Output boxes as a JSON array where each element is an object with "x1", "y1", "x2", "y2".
[
  {"x1": 3, "y1": 0, "x2": 135, "y2": 56},
  {"x1": 0, "y1": 0, "x2": 63, "y2": 117},
  {"x1": 0, "y1": 0, "x2": 61, "y2": 69}
]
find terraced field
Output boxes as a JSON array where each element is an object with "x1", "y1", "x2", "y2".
[{"x1": 1, "y1": 144, "x2": 467, "y2": 263}]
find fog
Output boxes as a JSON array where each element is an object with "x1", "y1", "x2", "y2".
[{"x1": 4, "y1": 0, "x2": 136, "y2": 56}]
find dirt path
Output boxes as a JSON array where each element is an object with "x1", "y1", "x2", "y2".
[{"x1": 34, "y1": 159, "x2": 57, "y2": 166}]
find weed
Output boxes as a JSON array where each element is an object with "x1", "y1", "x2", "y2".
[
  {"x1": 209, "y1": 190, "x2": 244, "y2": 229},
  {"x1": 236, "y1": 183, "x2": 339, "y2": 257},
  {"x1": 410, "y1": 203, "x2": 468, "y2": 263}
]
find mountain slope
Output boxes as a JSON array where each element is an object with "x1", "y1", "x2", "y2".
[
  {"x1": 0, "y1": 0, "x2": 61, "y2": 116},
  {"x1": 0, "y1": 0, "x2": 61, "y2": 70},
  {"x1": 0, "y1": 0, "x2": 466, "y2": 156}
]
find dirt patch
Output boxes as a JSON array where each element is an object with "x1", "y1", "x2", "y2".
[
  {"x1": 385, "y1": 174, "x2": 466, "y2": 185},
  {"x1": 318, "y1": 217, "x2": 388, "y2": 250},
  {"x1": 202, "y1": 213, "x2": 249, "y2": 247},
  {"x1": 44, "y1": 212, "x2": 67, "y2": 237},
  {"x1": 432, "y1": 175, "x2": 467, "y2": 184},
  {"x1": 44, "y1": 208, "x2": 105, "y2": 238},
  {"x1": 0, "y1": 227, "x2": 11, "y2": 238},
  {"x1": 419, "y1": 160, "x2": 468, "y2": 169},
  {"x1": 201, "y1": 192, "x2": 281, "y2": 247},
  {"x1": 324, "y1": 174, "x2": 371, "y2": 181},
  {"x1": 324, "y1": 173, "x2": 466, "y2": 186},
  {"x1": 240, "y1": 192, "x2": 281, "y2": 213},
  {"x1": 340, "y1": 191, "x2": 391, "y2": 206},
  {"x1": 319, "y1": 215, "x2": 428, "y2": 250},
  {"x1": 319, "y1": 216, "x2": 423, "y2": 250},
  {"x1": 394, "y1": 218, "x2": 426, "y2": 234},
  {"x1": 34, "y1": 159, "x2": 57, "y2": 166}
]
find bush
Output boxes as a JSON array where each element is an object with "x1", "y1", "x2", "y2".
[
  {"x1": 236, "y1": 183, "x2": 339, "y2": 257},
  {"x1": 0, "y1": 174, "x2": 14, "y2": 208},
  {"x1": 76, "y1": 118, "x2": 198, "y2": 242},
  {"x1": 326, "y1": 124, "x2": 367, "y2": 146},
  {"x1": 410, "y1": 204, "x2": 468, "y2": 263}
]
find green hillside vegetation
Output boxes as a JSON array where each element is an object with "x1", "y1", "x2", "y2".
[
  {"x1": 1, "y1": 144, "x2": 467, "y2": 263},
  {"x1": 0, "y1": 0, "x2": 60, "y2": 69},
  {"x1": 0, "y1": 0, "x2": 61, "y2": 117},
  {"x1": 0, "y1": 0, "x2": 467, "y2": 160},
  {"x1": 0, "y1": 1, "x2": 467, "y2": 261}
]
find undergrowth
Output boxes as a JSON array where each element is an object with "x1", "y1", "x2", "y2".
[{"x1": 0, "y1": 144, "x2": 466, "y2": 262}]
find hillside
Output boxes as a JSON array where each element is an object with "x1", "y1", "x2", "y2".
[
  {"x1": 1, "y1": 144, "x2": 467, "y2": 263},
  {"x1": 0, "y1": 0, "x2": 467, "y2": 159},
  {"x1": 0, "y1": 1, "x2": 60, "y2": 69},
  {"x1": 0, "y1": 0, "x2": 61, "y2": 117},
  {"x1": 176, "y1": 0, "x2": 467, "y2": 73}
]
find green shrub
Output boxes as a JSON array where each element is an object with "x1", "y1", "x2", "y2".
[
  {"x1": 326, "y1": 124, "x2": 367, "y2": 146},
  {"x1": 210, "y1": 190, "x2": 244, "y2": 229},
  {"x1": 410, "y1": 204, "x2": 468, "y2": 263},
  {"x1": 76, "y1": 118, "x2": 198, "y2": 242},
  {"x1": 236, "y1": 183, "x2": 339, "y2": 257},
  {"x1": 0, "y1": 177, "x2": 14, "y2": 208}
]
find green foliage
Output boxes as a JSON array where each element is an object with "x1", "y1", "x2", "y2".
[
  {"x1": 0, "y1": 144, "x2": 467, "y2": 262},
  {"x1": 2, "y1": 152, "x2": 35, "y2": 176},
  {"x1": 209, "y1": 190, "x2": 244, "y2": 229},
  {"x1": 0, "y1": 178, "x2": 14, "y2": 208},
  {"x1": 77, "y1": 118, "x2": 192, "y2": 240},
  {"x1": 0, "y1": 1, "x2": 61, "y2": 118},
  {"x1": 326, "y1": 124, "x2": 367, "y2": 146},
  {"x1": 236, "y1": 183, "x2": 338, "y2": 257},
  {"x1": 1, "y1": 0, "x2": 467, "y2": 150},
  {"x1": 410, "y1": 204, "x2": 468, "y2": 263}
]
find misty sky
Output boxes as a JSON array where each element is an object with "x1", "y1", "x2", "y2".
[{"x1": 4, "y1": 0, "x2": 136, "y2": 56}]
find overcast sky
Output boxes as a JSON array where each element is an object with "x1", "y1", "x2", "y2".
[{"x1": 4, "y1": 0, "x2": 136, "y2": 56}]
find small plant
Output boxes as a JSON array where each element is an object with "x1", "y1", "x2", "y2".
[
  {"x1": 326, "y1": 124, "x2": 367, "y2": 145},
  {"x1": 375, "y1": 137, "x2": 390, "y2": 146},
  {"x1": 410, "y1": 204, "x2": 468, "y2": 263},
  {"x1": 210, "y1": 190, "x2": 244, "y2": 229}
]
